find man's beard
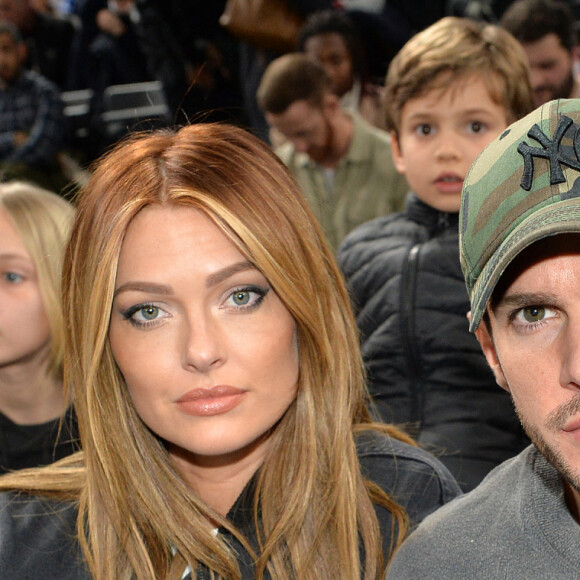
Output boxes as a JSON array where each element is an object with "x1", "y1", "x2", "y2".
[
  {"x1": 307, "y1": 116, "x2": 335, "y2": 165},
  {"x1": 536, "y1": 70, "x2": 576, "y2": 105},
  {"x1": 516, "y1": 394, "x2": 580, "y2": 495}
]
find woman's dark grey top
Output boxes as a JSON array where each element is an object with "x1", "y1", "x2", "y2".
[{"x1": 0, "y1": 432, "x2": 460, "y2": 579}]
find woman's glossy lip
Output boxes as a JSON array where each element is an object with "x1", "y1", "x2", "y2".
[
  {"x1": 176, "y1": 385, "x2": 245, "y2": 402},
  {"x1": 175, "y1": 385, "x2": 246, "y2": 417}
]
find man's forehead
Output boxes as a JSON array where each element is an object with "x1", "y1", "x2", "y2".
[
  {"x1": 524, "y1": 32, "x2": 570, "y2": 53},
  {"x1": 305, "y1": 33, "x2": 350, "y2": 54},
  {"x1": 492, "y1": 233, "x2": 580, "y2": 307},
  {"x1": 267, "y1": 101, "x2": 321, "y2": 132}
]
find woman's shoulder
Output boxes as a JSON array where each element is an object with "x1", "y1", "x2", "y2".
[
  {"x1": 356, "y1": 429, "x2": 462, "y2": 527},
  {"x1": 0, "y1": 491, "x2": 87, "y2": 579},
  {"x1": 0, "y1": 488, "x2": 78, "y2": 515}
]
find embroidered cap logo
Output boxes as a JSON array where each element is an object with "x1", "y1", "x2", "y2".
[
  {"x1": 460, "y1": 100, "x2": 580, "y2": 332},
  {"x1": 517, "y1": 115, "x2": 580, "y2": 191}
]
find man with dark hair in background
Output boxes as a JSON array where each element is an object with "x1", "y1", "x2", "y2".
[
  {"x1": 501, "y1": 0, "x2": 580, "y2": 107},
  {"x1": 257, "y1": 53, "x2": 407, "y2": 250}
]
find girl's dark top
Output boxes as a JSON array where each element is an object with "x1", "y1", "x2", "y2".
[{"x1": 0, "y1": 406, "x2": 79, "y2": 474}]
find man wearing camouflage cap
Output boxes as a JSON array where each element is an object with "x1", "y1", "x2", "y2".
[{"x1": 386, "y1": 99, "x2": 580, "y2": 578}]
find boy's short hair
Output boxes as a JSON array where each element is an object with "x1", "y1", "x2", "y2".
[
  {"x1": 257, "y1": 53, "x2": 332, "y2": 115},
  {"x1": 384, "y1": 16, "x2": 533, "y2": 136},
  {"x1": 500, "y1": 0, "x2": 577, "y2": 52},
  {"x1": 460, "y1": 99, "x2": 580, "y2": 332}
]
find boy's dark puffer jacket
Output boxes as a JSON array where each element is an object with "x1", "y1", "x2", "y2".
[{"x1": 338, "y1": 194, "x2": 529, "y2": 491}]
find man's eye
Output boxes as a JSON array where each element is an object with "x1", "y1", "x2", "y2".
[
  {"x1": 513, "y1": 305, "x2": 557, "y2": 328},
  {"x1": 522, "y1": 306, "x2": 545, "y2": 323}
]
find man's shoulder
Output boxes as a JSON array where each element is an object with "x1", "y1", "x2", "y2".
[
  {"x1": 385, "y1": 446, "x2": 576, "y2": 578},
  {"x1": 411, "y1": 446, "x2": 532, "y2": 520},
  {"x1": 348, "y1": 111, "x2": 392, "y2": 153},
  {"x1": 19, "y1": 70, "x2": 61, "y2": 97},
  {"x1": 351, "y1": 112, "x2": 390, "y2": 139},
  {"x1": 274, "y1": 142, "x2": 308, "y2": 168}
]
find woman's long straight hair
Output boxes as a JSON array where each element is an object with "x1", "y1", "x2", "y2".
[{"x1": 0, "y1": 124, "x2": 411, "y2": 579}]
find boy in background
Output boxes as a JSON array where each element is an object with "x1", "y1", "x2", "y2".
[{"x1": 338, "y1": 16, "x2": 533, "y2": 491}]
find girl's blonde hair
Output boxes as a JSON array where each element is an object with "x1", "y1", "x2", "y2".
[
  {"x1": 0, "y1": 124, "x2": 412, "y2": 579},
  {"x1": 0, "y1": 182, "x2": 74, "y2": 379}
]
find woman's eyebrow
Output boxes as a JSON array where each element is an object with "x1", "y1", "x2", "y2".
[
  {"x1": 113, "y1": 261, "x2": 256, "y2": 298},
  {"x1": 205, "y1": 261, "x2": 256, "y2": 288},
  {"x1": 113, "y1": 281, "x2": 172, "y2": 298}
]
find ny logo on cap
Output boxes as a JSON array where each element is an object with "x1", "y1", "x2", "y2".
[{"x1": 517, "y1": 115, "x2": 580, "y2": 191}]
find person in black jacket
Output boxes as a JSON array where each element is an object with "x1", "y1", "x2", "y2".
[
  {"x1": 0, "y1": 122, "x2": 460, "y2": 579},
  {"x1": 338, "y1": 16, "x2": 534, "y2": 491}
]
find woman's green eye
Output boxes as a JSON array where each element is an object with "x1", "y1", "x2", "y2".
[
  {"x1": 141, "y1": 306, "x2": 160, "y2": 320},
  {"x1": 232, "y1": 291, "x2": 250, "y2": 305},
  {"x1": 522, "y1": 306, "x2": 545, "y2": 323}
]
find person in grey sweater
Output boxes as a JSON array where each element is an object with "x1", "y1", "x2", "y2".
[
  {"x1": 388, "y1": 446, "x2": 580, "y2": 578},
  {"x1": 386, "y1": 98, "x2": 580, "y2": 578}
]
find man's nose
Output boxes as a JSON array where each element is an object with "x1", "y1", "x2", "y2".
[{"x1": 560, "y1": 317, "x2": 580, "y2": 390}]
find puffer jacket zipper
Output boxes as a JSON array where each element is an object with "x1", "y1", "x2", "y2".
[{"x1": 400, "y1": 243, "x2": 422, "y2": 432}]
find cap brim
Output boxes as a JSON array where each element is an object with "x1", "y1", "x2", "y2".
[{"x1": 469, "y1": 197, "x2": 580, "y2": 332}]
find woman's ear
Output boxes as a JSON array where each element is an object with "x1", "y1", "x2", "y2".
[{"x1": 472, "y1": 313, "x2": 510, "y2": 392}]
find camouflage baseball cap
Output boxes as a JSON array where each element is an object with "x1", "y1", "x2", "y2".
[{"x1": 460, "y1": 98, "x2": 580, "y2": 332}]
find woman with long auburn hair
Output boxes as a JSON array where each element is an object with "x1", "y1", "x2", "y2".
[{"x1": 0, "y1": 123, "x2": 459, "y2": 579}]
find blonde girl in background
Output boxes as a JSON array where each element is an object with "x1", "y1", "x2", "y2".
[{"x1": 0, "y1": 182, "x2": 77, "y2": 472}]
